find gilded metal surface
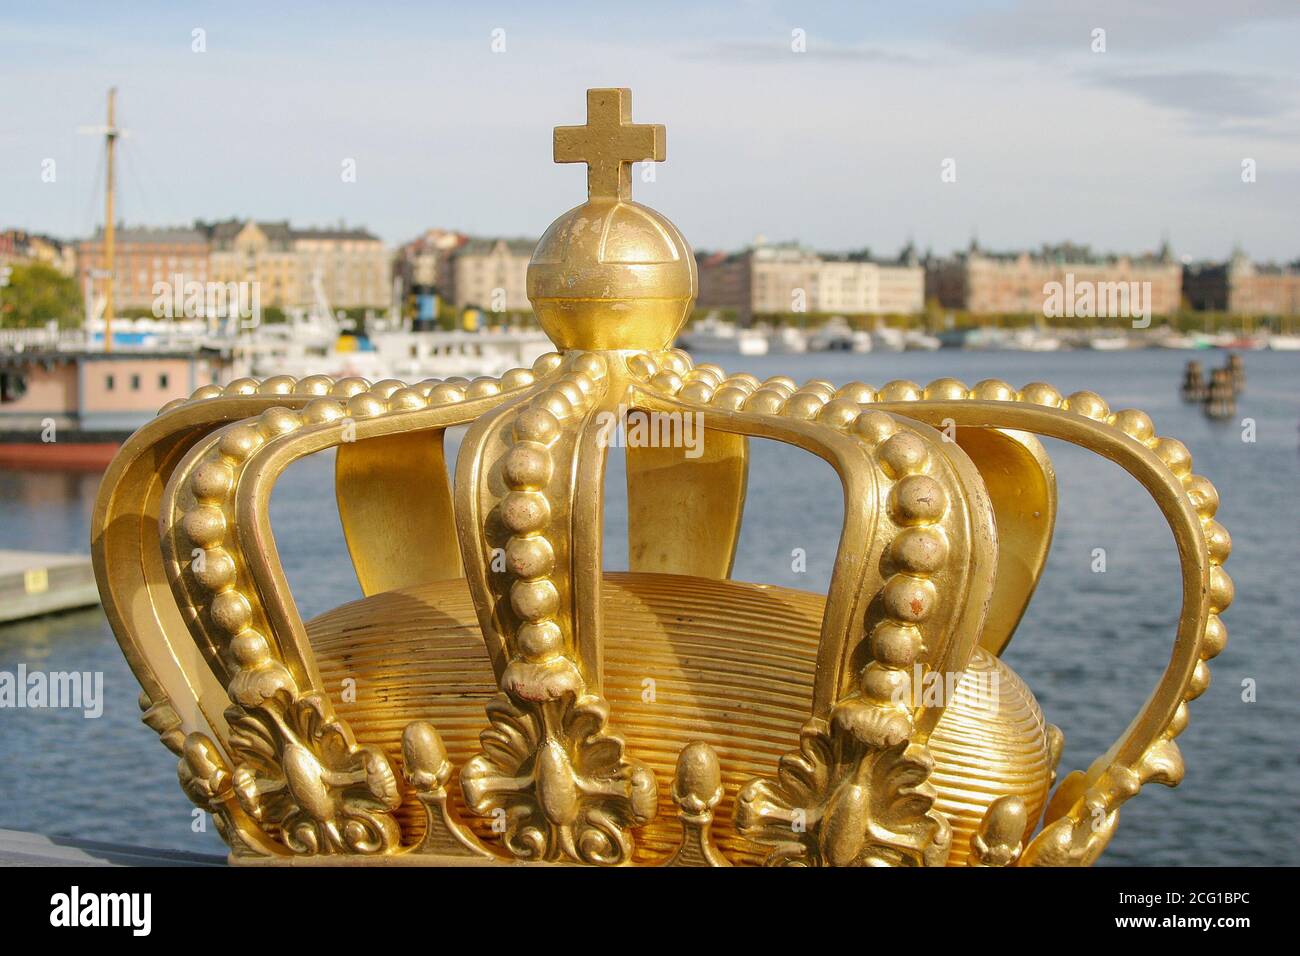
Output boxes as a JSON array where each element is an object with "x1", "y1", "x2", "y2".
[{"x1": 92, "y1": 89, "x2": 1232, "y2": 866}]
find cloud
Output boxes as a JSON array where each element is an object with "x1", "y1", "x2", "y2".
[
  {"x1": 948, "y1": 0, "x2": 1300, "y2": 55},
  {"x1": 1089, "y1": 69, "x2": 1299, "y2": 138},
  {"x1": 685, "y1": 38, "x2": 923, "y2": 65},
  {"x1": 1095, "y1": 70, "x2": 1279, "y2": 118},
  {"x1": 937, "y1": 0, "x2": 1300, "y2": 139}
]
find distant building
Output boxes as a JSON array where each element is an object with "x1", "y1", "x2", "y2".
[
  {"x1": 394, "y1": 229, "x2": 468, "y2": 294},
  {"x1": 292, "y1": 224, "x2": 391, "y2": 311},
  {"x1": 0, "y1": 229, "x2": 77, "y2": 276},
  {"x1": 76, "y1": 219, "x2": 392, "y2": 316},
  {"x1": 926, "y1": 241, "x2": 1182, "y2": 317},
  {"x1": 77, "y1": 226, "x2": 210, "y2": 311},
  {"x1": 695, "y1": 250, "x2": 746, "y2": 314},
  {"x1": 877, "y1": 247, "x2": 926, "y2": 315},
  {"x1": 747, "y1": 244, "x2": 823, "y2": 316},
  {"x1": 696, "y1": 241, "x2": 924, "y2": 320},
  {"x1": 1184, "y1": 250, "x2": 1300, "y2": 317},
  {"x1": 446, "y1": 238, "x2": 534, "y2": 312},
  {"x1": 819, "y1": 245, "x2": 924, "y2": 316},
  {"x1": 206, "y1": 219, "x2": 303, "y2": 308},
  {"x1": 205, "y1": 219, "x2": 392, "y2": 311}
]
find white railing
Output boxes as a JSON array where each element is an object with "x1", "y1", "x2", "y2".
[{"x1": 0, "y1": 327, "x2": 88, "y2": 351}]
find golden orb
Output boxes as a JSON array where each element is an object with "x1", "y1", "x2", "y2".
[{"x1": 528, "y1": 199, "x2": 696, "y2": 351}]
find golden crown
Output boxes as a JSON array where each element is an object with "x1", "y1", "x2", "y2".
[{"x1": 93, "y1": 89, "x2": 1233, "y2": 867}]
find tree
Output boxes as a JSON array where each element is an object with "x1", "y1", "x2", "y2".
[{"x1": 0, "y1": 262, "x2": 82, "y2": 328}]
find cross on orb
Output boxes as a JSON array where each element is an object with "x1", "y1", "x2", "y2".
[{"x1": 553, "y1": 88, "x2": 665, "y2": 202}]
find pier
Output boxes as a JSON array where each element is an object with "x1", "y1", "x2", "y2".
[
  {"x1": 0, "y1": 828, "x2": 223, "y2": 866},
  {"x1": 0, "y1": 550, "x2": 100, "y2": 622}
]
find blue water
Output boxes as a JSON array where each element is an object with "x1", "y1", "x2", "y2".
[{"x1": 1, "y1": 349, "x2": 1296, "y2": 865}]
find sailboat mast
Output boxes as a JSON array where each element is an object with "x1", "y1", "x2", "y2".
[{"x1": 103, "y1": 87, "x2": 118, "y2": 353}]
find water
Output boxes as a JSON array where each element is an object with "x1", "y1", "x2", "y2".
[{"x1": 1, "y1": 349, "x2": 1296, "y2": 865}]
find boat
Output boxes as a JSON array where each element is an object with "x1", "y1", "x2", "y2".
[
  {"x1": 1217, "y1": 335, "x2": 1267, "y2": 351},
  {"x1": 0, "y1": 315, "x2": 552, "y2": 470},
  {"x1": 237, "y1": 307, "x2": 551, "y2": 382},
  {"x1": 1266, "y1": 334, "x2": 1300, "y2": 351},
  {"x1": 0, "y1": 343, "x2": 233, "y2": 469},
  {"x1": 903, "y1": 329, "x2": 942, "y2": 351},
  {"x1": 869, "y1": 324, "x2": 905, "y2": 352},
  {"x1": 1150, "y1": 329, "x2": 1216, "y2": 349},
  {"x1": 938, "y1": 326, "x2": 1011, "y2": 350},
  {"x1": 765, "y1": 325, "x2": 808, "y2": 354},
  {"x1": 678, "y1": 313, "x2": 769, "y2": 355},
  {"x1": 808, "y1": 316, "x2": 871, "y2": 353},
  {"x1": 1004, "y1": 328, "x2": 1061, "y2": 352},
  {"x1": 1087, "y1": 332, "x2": 1133, "y2": 351},
  {"x1": 864, "y1": 323, "x2": 941, "y2": 352}
]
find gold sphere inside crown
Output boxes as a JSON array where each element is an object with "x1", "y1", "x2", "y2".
[{"x1": 528, "y1": 198, "x2": 697, "y2": 351}]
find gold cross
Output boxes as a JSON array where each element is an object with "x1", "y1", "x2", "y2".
[{"x1": 553, "y1": 88, "x2": 665, "y2": 202}]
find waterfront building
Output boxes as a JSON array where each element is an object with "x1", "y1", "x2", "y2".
[
  {"x1": 925, "y1": 240, "x2": 1182, "y2": 317},
  {"x1": 206, "y1": 219, "x2": 304, "y2": 309},
  {"x1": 1184, "y1": 250, "x2": 1300, "y2": 317},
  {"x1": 76, "y1": 226, "x2": 210, "y2": 312},
  {"x1": 394, "y1": 228, "x2": 468, "y2": 294},
  {"x1": 0, "y1": 229, "x2": 77, "y2": 277},
  {"x1": 291, "y1": 224, "x2": 392, "y2": 311},
  {"x1": 696, "y1": 241, "x2": 924, "y2": 320},
  {"x1": 445, "y1": 237, "x2": 534, "y2": 312},
  {"x1": 77, "y1": 220, "x2": 392, "y2": 316}
]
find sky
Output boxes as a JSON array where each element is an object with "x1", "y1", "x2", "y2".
[{"x1": 1, "y1": 0, "x2": 1297, "y2": 261}]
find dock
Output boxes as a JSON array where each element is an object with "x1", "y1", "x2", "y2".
[
  {"x1": 0, "y1": 828, "x2": 224, "y2": 866},
  {"x1": 0, "y1": 550, "x2": 101, "y2": 623}
]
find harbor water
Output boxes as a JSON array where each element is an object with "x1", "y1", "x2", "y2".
[{"x1": 0, "y1": 349, "x2": 1296, "y2": 865}]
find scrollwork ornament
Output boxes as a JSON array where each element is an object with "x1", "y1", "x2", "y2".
[
  {"x1": 224, "y1": 688, "x2": 401, "y2": 855},
  {"x1": 461, "y1": 690, "x2": 657, "y2": 865},
  {"x1": 736, "y1": 715, "x2": 951, "y2": 867}
]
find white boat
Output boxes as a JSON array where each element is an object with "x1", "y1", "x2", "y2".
[
  {"x1": 377, "y1": 326, "x2": 550, "y2": 380},
  {"x1": 236, "y1": 269, "x2": 550, "y2": 381},
  {"x1": 1150, "y1": 331, "x2": 1207, "y2": 349},
  {"x1": 903, "y1": 329, "x2": 942, "y2": 351},
  {"x1": 678, "y1": 314, "x2": 769, "y2": 355},
  {"x1": 808, "y1": 316, "x2": 871, "y2": 353},
  {"x1": 1157, "y1": 330, "x2": 1230, "y2": 350},
  {"x1": 1267, "y1": 334, "x2": 1300, "y2": 351},
  {"x1": 944, "y1": 327, "x2": 1011, "y2": 350},
  {"x1": 766, "y1": 325, "x2": 808, "y2": 354},
  {"x1": 1005, "y1": 328, "x2": 1061, "y2": 352},
  {"x1": 244, "y1": 324, "x2": 551, "y2": 382},
  {"x1": 870, "y1": 325, "x2": 905, "y2": 352},
  {"x1": 1087, "y1": 333, "x2": 1133, "y2": 351},
  {"x1": 0, "y1": 319, "x2": 216, "y2": 353}
]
